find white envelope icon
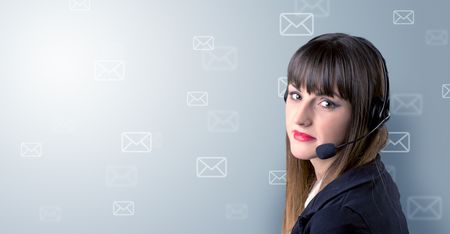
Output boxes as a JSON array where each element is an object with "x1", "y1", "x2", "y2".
[
  {"x1": 280, "y1": 13, "x2": 314, "y2": 36},
  {"x1": 381, "y1": 132, "x2": 410, "y2": 153},
  {"x1": 106, "y1": 166, "x2": 138, "y2": 187},
  {"x1": 278, "y1": 77, "x2": 287, "y2": 98},
  {"x1": 269, "y1": 170, "x2": 286, "y2": 185},
  {"x1": 113, "y1": 201, "x2": 135, "y2": 216},
  {"x1": 384, "y1": 164, "x2": 396, "y2": 182},
  {"x1": 392, "y1": 94, "x2": 423, "y2": 115},
  {"x1": 21, "y1": 142, "x2": 42, "y2": 157},
  {"x1": 426, "y1": 30, "x2": 448, "y2": 46},
  {"x1": 187, "y1": 91, "x2": 208, "y2": 106},
  {"x1": 40, "y1": 206, "x2": 62, "y2": 222},
  {"x1": 201, "y1": 46, "x2": 238, "y2": 71},
  {"x1": 95, "y1": 60, "x2": 125, "y2": 81},
  {"x1": 407, "y1": 196, "x2": 442, "y2": 220},
  {"x1": 121, "y1": 132, "x2": 152, "y2": 153},
  {"x1": 69, "y1": 0, "x2": 90, "y2": 11},
  {"x1": 193, "y1": 36, "x2": 214, "y2": 50},
  {"x1": 196, "y1": 157, "x2": 227, "y2": 178},
  {"x1": 207, "y1": 111, "x2": 239, "y2": 132},
  {"x1": 226, "y1": 203, "x2": 248, "y2": 220},
  {"x1": 295, "y1": 0, "x2": 330, "y2": 17},
  {"x1": 393, "y1": 10, "x2": 414, "y2": 25},
  {"x1": 442, "y1": 84, "x2": 450, "y2": 98}
]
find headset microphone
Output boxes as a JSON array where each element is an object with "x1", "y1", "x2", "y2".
[{"x1": 315, "y1": 113, "x2": 390, "y2": 159}]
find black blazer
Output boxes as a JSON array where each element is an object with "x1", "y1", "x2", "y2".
[{"x1": 291, "y1": 154, "x2": 409, "y2": 234}]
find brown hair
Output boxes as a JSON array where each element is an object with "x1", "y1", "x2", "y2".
[{"x1": 281, "y1": 33, "x2": 390, "y2": 234}]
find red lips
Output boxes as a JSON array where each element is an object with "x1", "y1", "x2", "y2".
[{"x1": 293, "y1": 130, "x2": 316, "y2": 142}]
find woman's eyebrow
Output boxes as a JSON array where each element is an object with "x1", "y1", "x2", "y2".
[{"x1": 290, "y1": 87, "x2": 342, "y2": 98}]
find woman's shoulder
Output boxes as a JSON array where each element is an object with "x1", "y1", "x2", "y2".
[
  {"x1": 308, "y1": 166, "x2": 408, "y2": 233},
  {"x1": 308, "y1": 199, "x2": 408, "y2": 234},
  {"x1": 306, "y1": 204, "x2": 370, "y2": 233},
  {"x1": 337, "y1": 178, "x2": 409, "y2": 233}
]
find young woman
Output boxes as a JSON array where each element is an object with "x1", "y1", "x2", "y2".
[{"x1": 281, "y1": 33, "x2": 409, "y2": 234}]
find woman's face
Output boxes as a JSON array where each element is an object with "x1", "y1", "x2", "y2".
[{"x1": 285, "y1": 84, "x2": 352, "y2": 160}]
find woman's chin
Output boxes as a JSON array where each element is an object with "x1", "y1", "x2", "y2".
[{"x1": 290, "y1": 148, "x2": 316, "y2": 160}]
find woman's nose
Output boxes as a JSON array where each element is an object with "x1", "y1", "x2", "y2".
[{"x1": 293, "y1": 103, "x2": 313, "y2": 127}]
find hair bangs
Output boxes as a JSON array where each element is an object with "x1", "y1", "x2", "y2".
[{"x1": 288, "y1": 44, "x2": 351, "y2": 101}]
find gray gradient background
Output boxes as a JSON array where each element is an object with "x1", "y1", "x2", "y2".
[{"x1": 0, "y1": 0, "x2": 448, "y2": 233}]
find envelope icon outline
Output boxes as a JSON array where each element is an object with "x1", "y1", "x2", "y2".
[
  {"x1": 69, "y1": 0, "x2": 91, "y2": 11},
  {"x1": 187, "y1": 91, "x2": 208, "y2": 106},
  {"x1": 442, "y1": 84, "x2": 450, "y2": 98},
  {"x1": 121, "y1": 132, "x2": 152, "y2": 153},
  {"x1": 269, "y1": 170, "x2": 286, "y2": 185},
  {"x1": 196, "y1": 157, "x2": 227, "y2": 178},
  {"x1": 21, "y1": 142, "x2": 42, "y2": 157},
  {"x1": 295, "y1": 0, "x2": 330, "y2": 17},
  {"x1": 392, "y1": 94, "x2": 423, "y2": 115},
  {"x1": 278, "y1": 77, "x2": 287, "y2": 98},
  {"x1": 106, "y1": 165, "x2": 138, "y2": 187},
  {"x1": 208, "y1": 111, "x2": 239, "y2": 132},
  {"x1": 226, "y1": 203, "x2": 248, "y2": 220},
  {"x1": 381, "y1": 132, "x2": 410, "y2": 153},
  {"x1": 201, "y1": 46, "x2": 238, "y2": 71},
  {"x1": 95, "y1": 60, "x2": 125, "y2": 81},
  {"x1": 407, "y1": 196, "x2": 442, "y2": 220},
  {"x1": 280, "y1": 13, "x2": 314, "y2": 36},
  {"x1": 40, "y1": 206, "x2": 62, "y2": 222},
  {"x1": 426, "y1": 30, "x2": 448, "y2": 46},
  {"x1": 393, "y1": 10, "x2": 414, "y2": 25},
  {"x1": 113, "y1": 201, "x2": 135, "y2": 216},
  {"x1": 193, "y1": 36, "x2": 214, "y2": 51}
]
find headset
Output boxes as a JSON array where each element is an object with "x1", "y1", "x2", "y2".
[{"x1": 283, "y1": 49, "x2": 391, "y2": 159}]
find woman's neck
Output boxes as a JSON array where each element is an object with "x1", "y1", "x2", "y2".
[{"x1": 310, "y1": 156, "x2": 336, "y2": 181}]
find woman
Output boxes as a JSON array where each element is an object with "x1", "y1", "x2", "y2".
[{"x1": 281, "y1": 33, "x2": 409, "y2": 234}]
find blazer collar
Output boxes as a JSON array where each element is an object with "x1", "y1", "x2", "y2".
[{"x1": 299, "y1": 154, "x2": 386, "y2": 220}]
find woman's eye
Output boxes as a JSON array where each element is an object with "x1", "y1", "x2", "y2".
[
  {"x1": 320, "y1": 99, "x2": 336, "y2": 109},
  {"x1": 288, "y1": 92, "x2": 338, "y2": 110},
  {"x1": 289, "y1": 92, "x2": 301, "y2": 100}
]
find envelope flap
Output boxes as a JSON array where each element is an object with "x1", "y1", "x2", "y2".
[
  {"x1": 211, "y1": 111, "x2": 238, "y2": 124},
  {"x1": 428, "y1": 30, "x2": 447, "y2": 38},
  {"x1": 73, "y1": 0, "x2": 88, "y2": 5},
  {"x1": 410, "y1": 197, "x2": 441, "y2": 211},
  {"x1": 200, "y1": 158, "x2": 225, "y2": 170},
  {"x1": 282, "y1": 13, "x2": 312, "y2": 28},
  {"x1": 395, "y1": 10, "x2": 413, "y2": 18},
  {"x1": 97, "y1": 61, "x2": 123, "y2": 72},
  {"x1": 124, "y1": 133, "x2": 150, "y2": 144},
  {"x1": 207, "y1": 48, "x2": 236, "y2": 61},
  {"x1": 303, "y1": 0, "x2": 325, "y2": 7},
  {"x1": 115, "y1": 201, "x2": 133, "y2": 210},
  {"x1": 278, "y1": 77, "x2": 287, "y2": 84},
  {"x1": 23, "y1": 143, "x2": 40, "y2": 151},
  {"x1": 195, "y1": 36, "x2": 213, "y2": 44},
  {"x1": 394, "y1": 95, "x2": 421, "y2": 107},
  {"x1": 108, "y1": 166, "x2": 137, "y2": 178},
  {"x1": 389, "y1": 132, "x2": 409, "y2": 145},
  {"x1": 189, "y1": 92, "x2": 207, "y2": 100},
  {"x1": 271, "y1": 171, "x2": 286, "y2": 179},
  {"x1": 228, "y1": 205, "x2": 246, "y2": 212}
]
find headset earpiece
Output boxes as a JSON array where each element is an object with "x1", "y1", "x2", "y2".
[
  {"x1": 284, "y1": 88, "x2": 288, "y2": 102},
  {"x1": 368, "y1": 97, "x2": 385, "y2": 130},
  {"x1": 368, "y1": 67, "x2": 390, "y2": 131}
]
